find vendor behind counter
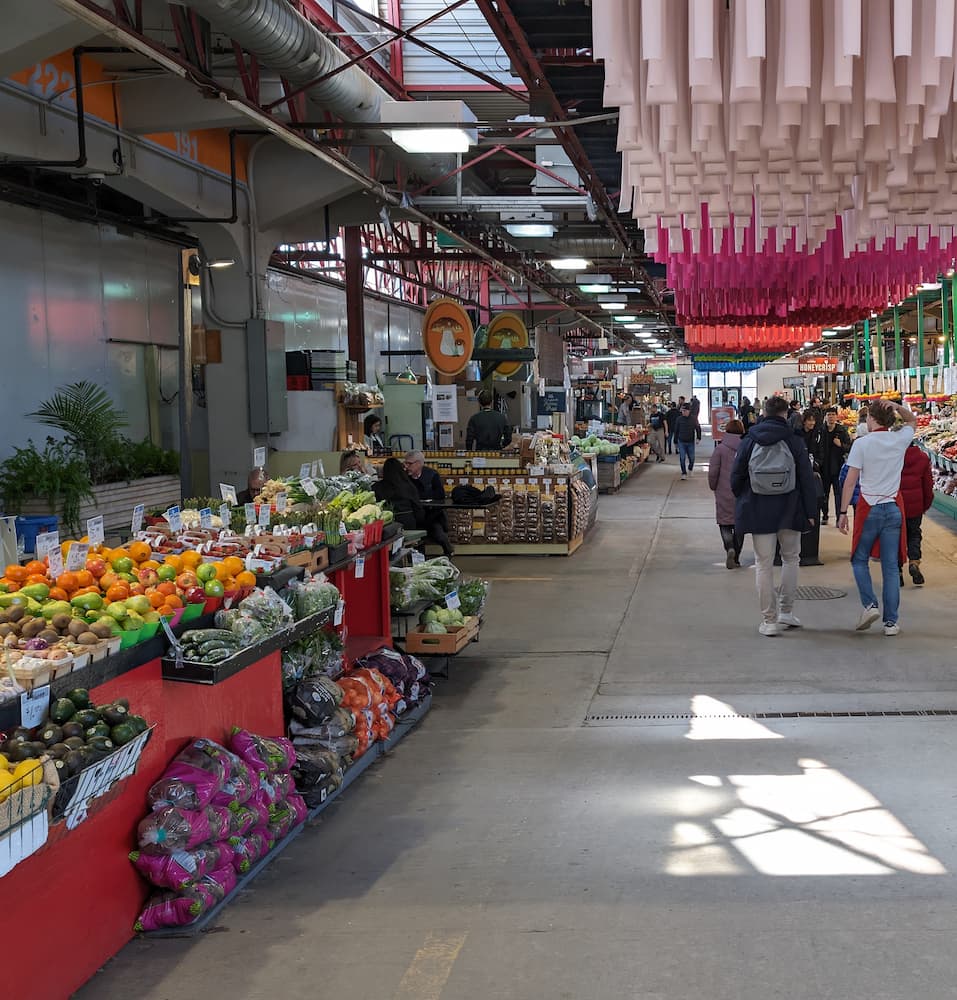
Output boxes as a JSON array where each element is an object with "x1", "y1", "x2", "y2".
[{"x1": 466, "y1": 389, "x2": 510, "y2": 450}]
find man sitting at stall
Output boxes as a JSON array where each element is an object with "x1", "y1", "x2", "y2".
[
  {"x1": 236, "y1": 466, "x2": 265, "y2": 505},
  {"x1": 404, "y1": 450, "x2": 453, "y2": 556}
]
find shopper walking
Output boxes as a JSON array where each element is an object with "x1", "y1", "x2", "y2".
[
  {"x1": 837, "y1": 399, "x2": 916, "y2": 636},
  {"x1": 647, "y1": 405, "x2": 667, "y2": 462},
  {"x1": 787, "y1": 399, "x2": 803, "y2": 432},
  {"x1": 739, "y1": 397, "x2": 758, "y2": 431},
  {"x1": 731, "y1": 396, "x2": 818, "y2": 637},
  {"x1": 708, "y1": 419, "x2": 745, "y2": 568},
  {"x1": 664, "y1": 399, "x2": 680, "y2": 454},
  {"x1": 818, "y1": 407, "x2": 851, "y2": 524},
  {"x1": 617, "y1": 392, "x2": 634, "y2": 426},
  {"x1": 675, "y1": 403, "x2": 701, "y2": 479},
  {"x1": 690, "y1": 395, "x2": 701, "y2": 419},
  {"x1": 898, "y1": 440, "x2": 933, "y2": 587}
]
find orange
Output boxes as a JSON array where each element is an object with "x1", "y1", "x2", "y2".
[
  {"x1": 74, "y1": 569, "x2": 94, "y2": 588},
  {"x1": 105, "y1": 584, "x2": 129, "y2": 602},
  {"x1": 222, "y1": 556, "x2": 245, "y2": 578},
  {"x1": 164, "y1": 594, "x2": 183, "y2": 609},
  {"x1": 107, "y1": 547, "x2": 130, "y2": 564},
  {"x1": 235, "y1": 570, "x2": 257, "y2": 588},
  {"x1": 148, "y1": 591, "x2": 166, "y2": 609},
  {"x1": 24, "y1": 560, "x2": 47, "y2": 577},
  {"x1": 213, "y1": 562, "x2": 230, "y2": 581},
  {"x1": 56, "y1": 572, "x2": 79, "y2": 592},
  {"x1": 129, "y1": 540, "x2": 151, "y2": 563},
  {"x1": 159, "y1": 604, "x2": 178, "y2": 617},
  {"x1": 74, "y1": 585, "x2": 100, "y2": 596},
  {"x1": 156, "y1": 581, "x2": 176, "y2": 597},
  {"x1": 141, "y1": 559, "x2": 160, "y2": 571},
  {"x1": 163, "y1": 554, "x2": 183, "y2": 572},
  {"x1": 180, "y1": 550, "x2": 202, "y2": 569},
  {"x1": 26, "y1": 574, "x2": 50, "y2": 586},
  {"x1": 0, "y1": 578, "x2": 20, "y2": 592},
  {"x1": 48, "y1": 587, "x2": 68, "y2": 602},
  {"x1": 221, "y1": 576, "x2": 237, "y2": 591},
  {"x1": 5, "y1": 565, "x2": 27, "y2": 583}
]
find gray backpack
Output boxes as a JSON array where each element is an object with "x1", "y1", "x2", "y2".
[{"x1": 748, "y1": 440, "x2": 796, "y2": 495}]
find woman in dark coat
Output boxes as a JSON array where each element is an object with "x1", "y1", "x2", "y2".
[
  {"x1": 708, "y1": 419, "x2": 745, "y2": 568},
  {"x1": 372, "y1": 458, "x2": 424, "y2": 532}
]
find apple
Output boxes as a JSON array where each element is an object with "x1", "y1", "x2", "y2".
[
  {"x1": 119, "y1": 572, "x2": 138, "y2": 584},
  {"x1": 185, "y1": 587, "x2": 206, "y2": 605},
  {"x1": 112, "y1": 556, "x2": 134, "y2": 575},
  {"x1": 176, "y1": 572, "x2": 198, "y2": 591},
  {"x1": 203, "y1": 579, "x2": 225, "y2": 597},
  {"x1": 137, "y1": 568, "x2": 159, "y2": 587},
  {"x1": 86, "y1": 558, "x2": 108, "y2": 579},
  {"x1": 196, "y1": 563, "x2": 218, "y2": 583},
  {"x1": 157, "y1": 565, "x2": 177, "y2": 582}
]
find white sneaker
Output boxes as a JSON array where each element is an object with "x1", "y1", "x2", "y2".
[
  {"x1": 759, "y1": 621, "x2": 780, "y2": 637},
  {"x1": 777, "y1": 612, "x2": 803, "y2": 629},
  {"x1": 680, "y1": 474, "x2": 687, "y2": 480},
  {"x1": 883, "y1": 622, "x2": 900, "y2": 636},
  {"x1": 855, "y1": 606, "x2": 880, "y2": 631}
]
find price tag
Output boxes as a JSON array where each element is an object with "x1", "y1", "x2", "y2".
[
  {"x1": 253, "y1": 446, "x2": 266, "y2": 467},
  {"x1": 65, "y1": 542, "x2": 89, "y2": 572},
  {"x1": 244, "y1": 503, "x2": 256, "y2": 524},
  {"x1": 445, "y1": 589, "x2": 460, "y2": 610},
  {"x1": 459, "y1": 478, "x2": 469, "y2": 485},
  {"x1": 411, "y1": 550, "x2": 426, "y2": 565},
  {"x1": 392, "y1": 536, "x2": 403, "y2": 554},
  {"x1": 347, "y1": 433, "x2": 354, "y2": 446},
  {"x1": 165, "y1": 506, "x2": 182, "y2": 533},
  {"x1": 299, "y1": 463, "x2": 311, "y2": 479},
  {"x1": 472, "y1": 456, "x2": 487, "y2": 467},
  {"x1": 487, "y1": 478, "x2": 497, "y2": 487},
  {"x1": 339, "y1": 521, "x2": 347, "y2": 537},
  {"x1": 20, "y1": 685, "x2": 50, "y2": 729},
  {"x1": 334, "y1": 599, "x2": 345, "y2": 626},
  {"x1": 219, "y1": 483, "x2": 238, "y2": 504},
  {"x1": 529, "y1": 466, "x2": 545, "y2": 477},
  {"x1": 86, "y1": 515, "x2": 104, "y2": 548},
  {"x1": 543, "y1": 478, "x2": 553, "y2": 489},
  {"x1": 219, "y1": 503, "x2": 230, "y2": 525},
  {"x1": 355, "y1": 554, "x2": 365, "y2": 578},
  {"x1": 48, "y1": 547, "x2": 64, "y2": 580},
  {"x1": 131, "y1": 503, "x2": 145, "y2": 534},
  {"x1": 35, "y1": 531, "x2": 59, "y2": 559},
  {"x1": 275, "y1": 492, "x2": 288, "y2": 514},
  {"x1": 199, "y1": 508, "x2": 213, "y2": 529},
  {"x1": 515, "y1": 478, "x2": 526, "y2": 485},
  {"x1": 318, "y1": 459, "x2": 325, "y2": 477},
  {"x1": 300, "y1": 477, "x2": 318, "y2": 497},
  {"x1": 311, "y1": 460, "x2": 319, "y2": 478},
  {"x1": 258, "y1": 505, "x2": 271, "y2": 527}
]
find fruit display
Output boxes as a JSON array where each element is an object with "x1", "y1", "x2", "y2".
[{"x1": 1, "y1": 688, "x2": 149, "y2": 784}]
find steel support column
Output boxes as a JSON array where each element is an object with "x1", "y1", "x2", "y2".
[
  {"x1": 863, "y1": 318, "x2": 872, "y2": 393},
  {"x1": 344, "y1": 226, "x2": 366, "y2": 382},
  {"x1": 893, "y1": 306, "x2": 901, "y2": 383},
  {"x1": 917, "y1": 297, "x2": 925, "y2": 393}
]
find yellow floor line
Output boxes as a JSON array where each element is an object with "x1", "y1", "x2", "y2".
[{"x1": 393, "y1": 931, "x2": 468, "y2": 1000}]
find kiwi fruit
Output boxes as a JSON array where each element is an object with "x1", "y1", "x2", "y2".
[
  {"x1": 51, "y1": 613, "x2": 72, "y2": 632},
  {"x1": 21, "y1": 618, "x2": 46, "y2": 639},
  {"x1": 88, "y1": 621, "x2": 113, "y2": 639},
  {"x1": 38, "y1": 629, "x2": 60, "y2": 644},
  {"x1": 77, "y1": 632, "x2": 99, "y2": 645},
  {"x1": 0, "y1": 624, "x2": 12, "y2": 638},
  {"x1": 6, "y1": 605, "x2": 24, "y2": 622},
  {"x1": 68, "y1": 619, "x2": 88, "y2": 639}
]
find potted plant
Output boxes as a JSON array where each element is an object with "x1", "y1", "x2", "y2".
[{"x1": 0, "y1": 382, "x2": 181, "y2": 533}]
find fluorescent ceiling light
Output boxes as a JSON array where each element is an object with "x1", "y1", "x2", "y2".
[
  {"x1": 654, "y1": 348, "x2": 670, "y2": 354},
  {"x1": 803, "y1": 341, "x2": 815, "y2": 347},
  {"x1": 834, "y1": 324, "x2": 853, "y2": 330},
  {"x1": 575, "y1": 273, "x2": 611, "y2": 285},
  {"x1": 600, "y1": 302, "x2": 627, "y2": 311},
  {"x1": 623, "y1": 323, "x2": 643, "y2": 330},
  {"x1": 822, "y1": 330, "x2": 838, "y2": 336},
  {"x1": 382, "y1": 99, "x2": 477, "y2": 154},
  {"x1": 578, "y1": 284, "x2": 610, "y2": 294},
  {"x1": 612, "y1": 315, "x2": 637, "y2": 323},
  {"x1": 207, "y1": 258, "x2": 235, "y2": 269},
  {"x1": 549, "y1": 257, "x2": 590, "y2": 270},
  {"x1": 920, "y1": 282, "x2": 942, "y2": 291},
  {"x1": 505, "y1": 223, "x2": 555, "y2": 238}
]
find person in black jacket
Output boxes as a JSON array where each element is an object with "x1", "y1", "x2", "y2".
[
  {"x1": 403, "y1": 450, "x2": 453, "y2": 556},
  {"x1": 466, "y1": 390, "x2": 509, "y2": 450},
  {"x1": 817, "y1": 408, "x2": 851, "y2": 523},
  {"x1": 664, "y1": 401, "x2": 680, "y2": 454},
  {"x1": 373, "y1": 458, "x2": 425, "y2": 533},
  {"x1": 674, "y1": 403, "x2": 701, "y2": 479},
  {"x1": 732, "y1": 395, "x2": 818, "y2": 637}
]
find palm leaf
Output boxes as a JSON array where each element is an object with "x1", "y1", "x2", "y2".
[{"x1": 30, "y1": 381, "x2": 126, "y2": 439}]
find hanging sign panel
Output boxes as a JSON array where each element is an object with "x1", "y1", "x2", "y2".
[
  {"x1": 798, "y1": 356, "x2": 838, "y2": 374},
  {"x1": 422, "y1": 299, "x2": 474, "y2": 376},
  {"x1": 485, "y1": 312, "x2": 529, "y2": 377}
]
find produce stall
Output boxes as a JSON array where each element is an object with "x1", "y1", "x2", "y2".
[
  {"x1": 915, "y1": 405, "x2": 957, "y2": 518},
  {"x1": 0, "y1": 472, "x2": 445, "y2": 996}
]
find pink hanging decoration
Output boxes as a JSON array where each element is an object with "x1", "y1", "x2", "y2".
[{"x1": 684, "y1": 324, "x2": 822, "y2": 353}]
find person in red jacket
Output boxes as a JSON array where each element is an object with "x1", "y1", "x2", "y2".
[{"x1": 899, "y1": 441, "x2": 934, "y2": 585}]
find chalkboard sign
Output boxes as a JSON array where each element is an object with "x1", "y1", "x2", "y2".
[
  {"x1": 633, "y1": 383, "x2": 652, "y2": 395},
  {"x1": 537, "y1": 389, "x2": 567, "y2": 415}
]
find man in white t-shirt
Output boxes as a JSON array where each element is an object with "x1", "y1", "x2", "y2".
[{"x1": 837, "y1": 399, "x2": 916, "y2": 636}]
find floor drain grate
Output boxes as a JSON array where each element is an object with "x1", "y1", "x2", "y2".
[
  {"x1": 586, "y1": 709, "x2": 957, "y2": 722},
  {"x1": 794, "y1": 586, "x2": 847, "y2": 600}
]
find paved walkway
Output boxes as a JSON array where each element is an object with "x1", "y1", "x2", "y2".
[{"x1": 81, "y1": 448, "x2": 957, "y2": 999}]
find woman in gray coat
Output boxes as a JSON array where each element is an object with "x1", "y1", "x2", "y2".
[{"x1": 708, "y1": 419, "x2": 745, "y2": 569}]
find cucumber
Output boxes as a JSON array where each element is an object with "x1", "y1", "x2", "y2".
[
  {"x1": 203, "y1": 649, "x2": 233, "y2": 663},
  {"x1": 180, "y1": 629, "x2": 237, "y2": 643}
]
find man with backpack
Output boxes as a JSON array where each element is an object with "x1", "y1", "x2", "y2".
[
  {"x1": 647, "y1": 405, "x2": 667, "y2": 463},
  {"x1": 664, "y1": 399, "x2": 681, "y2": 454},
  {"x1": 731, "y1": 395, "x2": 819, "y2": 637}
]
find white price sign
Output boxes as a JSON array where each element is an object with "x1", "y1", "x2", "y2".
[
  {"x1": 445, "y1": 589, "x2": 460, "y2": 610},
  {"x1": 219, "y1": 503, "x2": 230, "y2": 525},
  {"x1": 300, "y1": 477, "x2": 318, "y2": 497},
  {"x1": 65, "y1": 542, "x2": 89, "y2": 572},
  {"x1": 199, "y1": 507, "x2": 213, "y2": 529},
  {"x1": 131, "y1": 504, "x2": 145, "y2": 535},
  {"x1": 472, "y1": 456, "x2": 487, "y2": 467},
  {"x1": 392, "y1": 536, "x2": 403, "y2": 554},
  {"x1": 355, "y1": 554, "x2": 365, "y2": 578},
  {"x1": 334, "y1": 599, "x2": 345, "y2": 627},
  {"x1": 528, "y1": 466, "x2": 545, "y2": 477},
  {"x1": 165, "y1": 506, "x2": 182, "y2": 533},
  {"x1": 244, "y1": 503, "x2": 256, "y2": 524},
  {"x1": 339, "y1": 521, "x2": 347, "y2": 538},
  {"x1": 275, "y1": 492, "x2": 288, "y2": 514},
  {"x1": 48, "y1": 546, "x2": 64, "y2": 580},
  {"x1": 219, "y1": 483, "x2": 237, "y2": 504},
  {"x1": 35, "y1": 531, "x2": 59, "y2": 559},
  {"x1": 258, "y1": 504, "x2": 271, "y2": 527},
  {"x1": 317, "y1": 459, "x2": 325, "y2": 477},
  {"x1": 253, "y1": 446, "x2": 266, "y2": 467},
  {"x1": 411, "y1": 550, "x2": 426, "y2": 566},
  {"x1": 86, "y1": 515, "x2": 104, "y2": 548},
  {"x1": 20, "y1": 685, "x2": 50, "y2": 729},
  {"x1": 311, "y1": 460, "x2": 319, "y2": 478},
  {"x1": 299, "y1": 463, "x2": 311, "y2": 479}
]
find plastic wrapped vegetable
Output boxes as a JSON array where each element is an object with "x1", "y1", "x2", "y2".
[
  {"x1": 129, "y1": 842, "x2": 234, "y2": 892},
  {"x1": 238, "y1": 588, "x2": 293, "y2": 632},
  {"x1": 134, "y1": 884, "x2": 220, "y2": 932},
  {"x1": 390, "y1": 557, "x2": 460, "y2": 608},
  {"x1": 287, "y1": 573, "x2": 340, "y2": 619},
  {"x1": 229, "y1": 727, "x2": 296, "y2": 775},
  {"x1": 228, "y1": 830, "x2": 271, "y2": 873},
  {"x1": 137, "y1": 806, "x2": 223, "y2": 854},
  {"x1": 147, "y1": 739, "x2": 256, "y2": 811},
  {"x1": 457, "y1": 578, "x2": 489, "y2": 616},
  {"x1": 289, "y1": 679, "x2": 344, "y2": 726}
]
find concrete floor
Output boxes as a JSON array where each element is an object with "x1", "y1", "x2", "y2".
[{"x1": 81, "y1": 444, "x2": 957, "y2": 1000}]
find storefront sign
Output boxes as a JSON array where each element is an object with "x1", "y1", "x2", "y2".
[
  {"x1": 650, "y1": 365, "x2": 678, "y2": 384},
  {"x1": 485, "y1": 312, "x2": 529, "y2": 377},
  {"x1": 422, "y1": 299, "x2": 474, "y2": 376},
  {"x1": 798, "y1": 356, "x2": 838, "y2": 373},
  {"x1": 537, "y1": 389, "x2": 567, "y2": 415}
]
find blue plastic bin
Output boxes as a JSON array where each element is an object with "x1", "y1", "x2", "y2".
[{"x1": 16, "y1": 516, "x2": 59, "y2": 555}]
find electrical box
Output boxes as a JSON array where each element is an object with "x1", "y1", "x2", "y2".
[{"x1": 246, "y1": 318, "x2": 288, "y2": 434}]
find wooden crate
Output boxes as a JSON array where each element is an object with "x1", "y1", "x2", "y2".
[{"x1": 404, "y1": 617, "x2": 480, "y2": 655}]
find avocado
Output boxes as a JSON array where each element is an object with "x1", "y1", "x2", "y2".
[
  {"x1": 63, "y1": 749, "x2": 86, "y2": 775},
  {"x1": 7, "y1": 743, "x2": 35, "y2": 762},
  {"x1": 46, "y1": 742, "x2": 69, "y2": 759},
  {"x1": 85, "y1": 723, "x2": 111, "y2": 740},
  {"x1": 65, "y1": 688, "x2": 91, "y2": 709},
  {"x1": 72, "y1": 709, "x2": 99, "y2": 729},
  {"x1": 27, "y1": 742, "x2": 48, "y2": 757},
  {"x1": 86, "y1": 735, "x2": 114, "y2": 753},
  {"x1": 110, "y1": 722, "x2": 137, "y2": 746},
  {"x1": 63, "y1": 736, "x2": 86, "y2": 751},
  {"x1": 50, "y1": 698, "x2": 76, "y2": 724},
  {"x1": 100, "y1": 704, "x2": 129, "y2": 727},
  {"x1": 11, "y1": 726, "x2": 33, "y2": 742},
  {"x1": 39, "y1": 724, "x2": 64, "y2": 747},
  {"x1": 61, "y1": 721, "x2": 85, "y2": 740},
  {"x1": 50, "y1": 756, "x2": 69, "y2": 778},
  {"x1": 113, "y1": 697, "x2": 130, "y2": 710},
  {"x1": 126, "y1": 715, "x2": 148, "y2": 736}
]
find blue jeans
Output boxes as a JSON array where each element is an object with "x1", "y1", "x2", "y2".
[
  {"x1": 851, "y1": 502, "x2": 902, "y2": 624},
  {"x1": 678, "y1": 441, "x2": 695, "y2": 474}
]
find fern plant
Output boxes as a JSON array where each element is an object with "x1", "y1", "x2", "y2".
[
  {"x1": 0, "y1": 438, "x2": 94, "y2": 532},
  {"x1": 29, "y1": 381, "x2": 127, "y2": 484}
]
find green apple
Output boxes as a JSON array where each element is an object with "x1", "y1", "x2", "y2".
[{"x1": 196, "y1": 563, "x2": 218, "y2": 583}]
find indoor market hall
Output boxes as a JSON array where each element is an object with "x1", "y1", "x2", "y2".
[{"x1": 83, "y1": 449, "x2": 957, "y2": 1000}]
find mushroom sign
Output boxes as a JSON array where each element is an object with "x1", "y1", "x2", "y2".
[
  {"x1": 484, "y1": 312, "x2": 529, "y2": 377},
  {"x1": 422, "y1": 298, "x2": 474, "y2": 376}
]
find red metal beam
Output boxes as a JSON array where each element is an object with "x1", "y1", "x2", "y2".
[
  {"x1": 387, "y1": 0, "x2": 404, "y2": 84},
  {"x1": 410, "y1": 126, "x2": 536, "y2": 197},
  {"x1": 499, "y1": 146, "x2": 587, "y2": 195}
]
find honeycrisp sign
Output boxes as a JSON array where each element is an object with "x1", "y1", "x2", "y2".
[{"x1": 798, "y1": 356, "x2": 838, "y2": 374}]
